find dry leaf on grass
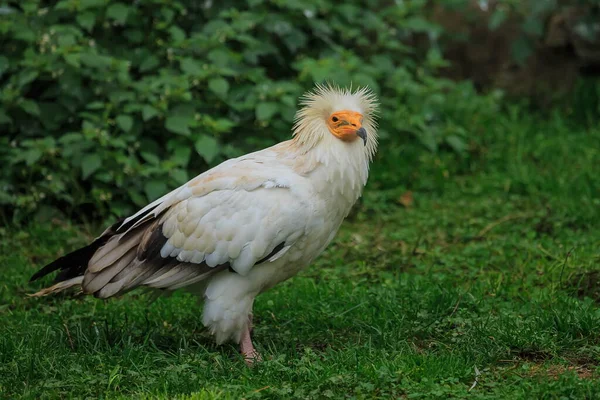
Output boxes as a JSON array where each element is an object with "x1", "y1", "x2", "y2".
[{"x1": 398, "y1": 191, "x2": 414, "y2": 208}]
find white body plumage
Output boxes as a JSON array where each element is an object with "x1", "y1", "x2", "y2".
[{"x1": 31, "y1": 84, "x2": 379, "y2": 353}]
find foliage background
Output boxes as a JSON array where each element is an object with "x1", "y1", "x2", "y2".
[
  {"x1": 1, "y1": 1, "x2": 600, "y2": 398},
  {"x1": 0, "y1": 0, "x2": 496, "y2": 223},
  {"x1": 0, "y1": 0, "x2": 598, "y2": 225}
]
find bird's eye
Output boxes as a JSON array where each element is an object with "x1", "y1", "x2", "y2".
[{"x1": 331, "y1": 116, "x2": 339, "y2": 122}]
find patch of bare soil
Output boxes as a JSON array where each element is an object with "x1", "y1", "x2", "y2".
[
  {"x1": 527, "y1": 364, "x2": 596, "y2": 380},
  {"x1": 427, "y1": 0, "x2": 600, "y2": 104}
]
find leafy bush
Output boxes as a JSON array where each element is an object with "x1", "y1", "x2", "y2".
[{"x1": 0, "y1": 0, "x2": 502, "y2": 223}]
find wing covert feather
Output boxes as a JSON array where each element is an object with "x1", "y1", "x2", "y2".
[
  {"x1": 72, "y1": 156, "x2": 313, "y2": 297},
  {"x1": 159, "y1": 184, "x2": 309, "y2": 276}
]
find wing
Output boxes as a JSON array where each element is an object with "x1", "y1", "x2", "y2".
[{"x1": 75, "y1": 158, "x2": 312, "y2": 298}]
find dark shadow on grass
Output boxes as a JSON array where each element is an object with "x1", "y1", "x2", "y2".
[{"x1": 567, "y1": 271, "x2": 600, "y2": 303}]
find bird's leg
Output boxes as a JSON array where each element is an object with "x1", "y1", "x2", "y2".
[{"x1": 240, "y1": 315, "x2": 262, "y2": 366}]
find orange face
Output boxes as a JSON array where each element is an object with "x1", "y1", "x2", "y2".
[{"x1": 326, "y1": 110, "x2": 366, "y2": 144}]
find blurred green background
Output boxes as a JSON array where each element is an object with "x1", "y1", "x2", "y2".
[
  {"x1": 0, "y1": 0, "x2": 599, "y2": 223},
  {"x1": 2, "y1": 2, "x2": 600, "y2": 398}
]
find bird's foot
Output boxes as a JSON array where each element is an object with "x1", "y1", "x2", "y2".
[
  {"x1": 242, "y1": 347, "x2": 263, "y2": 366},
  {"x1": 240, "y1": 317, "x2": 262, "y2": 366}
]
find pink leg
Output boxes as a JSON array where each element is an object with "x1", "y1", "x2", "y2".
[{"x1": 240, "y1": 316, "x2": 262, "y2": 366}]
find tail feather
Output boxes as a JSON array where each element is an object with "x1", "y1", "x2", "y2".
[
  {"x1": 82, "y1": 247, "x2": 137, "y2": 294},
  {"x1": 93, "y1": 258, "x2": 168, "y2": 298},
  {"x1": 29, "y1": 276, "x2": 84, "y2": 297},
  {"x1": 116, "y1": 259, "x2": 168, "y2": 293},
  {"x1": 87, "y1": 227, "x2": 146, "y2": 273},
  {"x1": 29, "y1": 206, "x2": 158, "y2": 292},
  {"x1": 29, "y1": 203, "x2": 227, "y2": 299}
]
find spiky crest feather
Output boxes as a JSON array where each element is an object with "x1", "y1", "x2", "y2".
[{"x1": 291, "y1": 83, "x2": 379, "y2": 160}]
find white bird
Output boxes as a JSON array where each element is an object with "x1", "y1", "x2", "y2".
[{"x1": 30, "y1": 84, "x2": 379, "y2": 364}]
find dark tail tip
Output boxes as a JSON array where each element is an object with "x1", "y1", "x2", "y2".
[{"x1": 30, "y1": 237, "x2": 110, "y2": 283}]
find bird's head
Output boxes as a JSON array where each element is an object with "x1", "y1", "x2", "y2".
[{"x1": 292, "y1": 83, "x2": 379, "y2": 160}]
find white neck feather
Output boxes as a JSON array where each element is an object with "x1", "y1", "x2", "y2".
[
  {"x1": 278, "y1": 84, "x2": 379, "y2": 218},
  {"x1": 301, "y1": 130, "x2": 371, "y2": 217}
]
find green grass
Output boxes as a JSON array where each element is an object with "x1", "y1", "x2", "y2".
[{"x1": 1, "y1": 108, "x2": 600, "y2": 399}]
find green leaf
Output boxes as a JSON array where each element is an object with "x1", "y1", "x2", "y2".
[
  {"x1": 86, "y1": 101, "x2": 105, "y2": 110},
  {"x1": 142, "y1": 105, "x2": 159, "y2": 121},
  {"x1": 58, "y1": 33, "x2": 76, "y2": 47},
  {"x1": 144, "y1": 181, "x2": 167, "y2": 201},
  {"x1": 171, "y1": 146, "x2": 191, "y2": 166},
  {"x1": 13, "y1": 25, "x2": 35, "y2": 42},
  {"x1": 165, "y1": 116, "x2": 191, "y2": 135},
  {"x1": 171, "y1": 169, "x2": 189, "y2": 185},
  {"x1": 55, "y1": 0, "x2": 73, "y2": 11},
  {"x1": 58, "y1": 132, "x2": 83, "y2": 144},
  {"x1": 207, "y1": 49, "x2": 232, "y2": 67},
  {"x1": 446, "y1": 135, "x2": 467, "y2": 154},
  {"x1": 18, "y1": 70, "x2": 38, "y2": 87},
  {"x1": 194, "y1": 135, "x2": 219, "y2": 163},
  {"x1": 80, "y1": 53, "x2": 112, "y2": 68},
  {"x1": 109, "y1": 91, "x2": 135, "y2": 104},
  {"x1": 139, "y1": 55, "x2": 160, "y2": 72},
  {"x1": 81, "y1": 154, "x2": 102, "y2": 179},
  {"x1": 417, "y1": 130, "x2": 438, "y2": 153},
  {"x1": 24, "y1": 149, "x2": 42, "y2": 166},
  {"x1": 212, "y1": 118, "x2": 236, "y2": 133},
  {"x1": 180, "y1": 58, "x2": 203, "y2": 75},
  {"x1": 20, "y1": 100, "x2": 40, "y2": 116},
  {"x1": 488, "y1": 9, "x2": 507, "y2": 31},
  {"x1": 80, "y1": 0, "x2": 105, "y2": 10},
  {"x1": 106, "y1": 3, "x2": 129, "y2": 24},
  {"x1": 169, "y1": 26, "x2": 186, "y2": 42},
  {"x1": 140, "y1": 151, "x2": 160, "y2": 165},
  {"x1": 208, "y1": 78, "x2": 229, "y2": 97},
  {"x1": 160, "y1": 7, "x2": 175, "y2": 22},
  {"x1": 63, "y1": 53, "x2": 81, "y2": 67},
  {"x1": 165, "y1": 104, "x2": 195, "y2": 135},
  {"x1": 76, "y1": 12, "x2": 96, "y2": 31},
  {"x1": 116, "y1": 115, "x2": 133, "y2": 132},
  {"x1": 128, "y1": 188, "x2": 146, "y2": 207},
  {"x1": 402, "y1": 17, "x2": 439, "y2": 33},
  {"x1": 255, "y1": 102, "x2": 278, "y2": 121},
  {"x1": 522, "y1": 17, "x2": 544, "y2": 37}
]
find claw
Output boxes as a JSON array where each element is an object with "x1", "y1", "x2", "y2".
[{"x1": 240, "y1": 316, "x2": 262, "y2": 366}]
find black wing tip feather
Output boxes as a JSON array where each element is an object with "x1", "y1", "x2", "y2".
[
  {"x1": 29, "y1": 206, "x2": 159, "y2": 285},
  {"x1": 29, "y1": 257, "x2": 64, "y2": 282},
  {"x1": 29, "y1": 236, "x2": 109, "y2": 283},
  {"x1": 29, "y1": 219, "x2": 123, "y2": 283}
]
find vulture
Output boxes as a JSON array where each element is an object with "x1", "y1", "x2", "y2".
[{"x1": 30, "y1": 84, "x2": 379, "y2": 364}]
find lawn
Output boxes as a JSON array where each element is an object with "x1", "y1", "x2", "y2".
[{"x1": 1, "y1": 107, "x2": 599, "y2": 399}]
